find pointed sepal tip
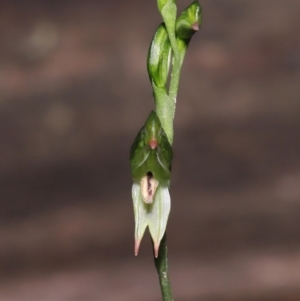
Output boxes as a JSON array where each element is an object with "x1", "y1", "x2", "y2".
[
  {"x1": 134, "y1": 239, "x2": 141, "y2": 256},
  {"x1": 153, "y1": 241, "x2": 160, "y2": 258}
]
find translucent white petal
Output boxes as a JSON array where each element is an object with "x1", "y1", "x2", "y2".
[
  {"x1": 147, "y1": 184, "x2": 171, "y2": 255},
  {"x1": 132, "y1": 182, "x2": 148, "y2": 254},
  {"x1": 132, "y1": 182, "x2": 171, "y2": 256}
]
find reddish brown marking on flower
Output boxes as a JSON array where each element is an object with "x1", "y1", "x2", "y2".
[
  {"x1": 141, "y1": 173, "x2": 158, "y2": 204},
  {"x1": 149, "y1": 138, "x2": 158, "y2": 149},
  {"x1": 147, "y1": 172, "x2": 152, "y2": 195},
  {"x1": 192, "y1": 22, "x2": 199, "y2": 31}
]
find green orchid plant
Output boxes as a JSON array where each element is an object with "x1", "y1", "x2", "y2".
[{"x1": 130, "y1": 0, "x2": 202, "y2": 299}]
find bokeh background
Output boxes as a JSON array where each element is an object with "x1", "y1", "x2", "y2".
[{"x1": 1, "y1": 0, "x2": 300, "y2": 300}]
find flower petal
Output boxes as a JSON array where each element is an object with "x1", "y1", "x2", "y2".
[
  {"x1": 132, "y1": 182, "x2": 148, "y2": 255},
  {"x1": 147, "y1": 184, "x2": 171, "y2": 257},
  {"x1": 132, "y1": 182, "x2": 171, "y2": 257}
]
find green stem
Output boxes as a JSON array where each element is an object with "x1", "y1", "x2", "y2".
[
  {"x1": 153, "y1": 37, "x2": 186, "y2": 145},
  {"x1": 168, "y1": 50, "x2": 184, "y2": 111},
  {"x1": 154, "y1": 233, "x2": 173, "y2": 301},
  {"x1": 164, "y1": 16, "x2": 181, "y2": 119},
  {"x1": 153, "y1": 3, "x2": 196, "y2": 300},
  {"x1": 153, "y1": 13, "x2": 184, "y2": 301}
]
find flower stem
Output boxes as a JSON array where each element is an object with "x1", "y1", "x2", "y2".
[
  {"x1": 153, "y1": 8, "x2": 184, "y2": 301},
  {"x1": 150, "y1": 2, "x2": 202, "y2": 300},
  {"x1": 168, "y1": 48, "x2": 184, "y2": 113},
  {"x1": 153, "y1": 233, "x2": 173, "y2": 301}
]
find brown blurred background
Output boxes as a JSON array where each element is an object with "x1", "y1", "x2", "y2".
[{"x1": 0, "y1": 0, "x2": 300, "y2": 300}]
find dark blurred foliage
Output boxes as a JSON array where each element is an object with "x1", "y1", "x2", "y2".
[{"x1": 0, "y1": 0, "x2": 300, "y2": 300}]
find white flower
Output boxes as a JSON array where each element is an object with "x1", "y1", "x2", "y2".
[{"x1": 132, "y1": 181, "x2": 171, "y2": 257}]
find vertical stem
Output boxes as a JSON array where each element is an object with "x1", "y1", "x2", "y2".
[
  {"x1": 168, "y1": 53, "x2": 184, "y2": 108},
  {"x1": 154, "y1": 234, "x2": 173, "y2": 301},
  {"x1": 164, "y1": 16, "x2": 181, "y2": 118},
  {"x1": 153, "y1": 12, "x2": 184, "y2": 301},
  {"x1": 153, "y1": 2, "x2": 200, "y2": 300}
]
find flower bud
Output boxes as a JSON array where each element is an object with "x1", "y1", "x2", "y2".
[
  {"x1": 147, "y1": 23, "x2": 172, "y2": 88},
  {"x1": 176, "y1": 0, "x2": 202, "y2": 40}
]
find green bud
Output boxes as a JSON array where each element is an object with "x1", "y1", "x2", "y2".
[
  {"x1": 147, "y1": 23, "x2": 172, "y2": 88},
  {"x1": 157, "y1": 0, "x2": 176, "y2": 13},
  {"x1": 130, "y1": 111, "x2": 173, "y2": 185},
  {"x1": 176, "y1": 0, "x2": 202, "y2": 40}
]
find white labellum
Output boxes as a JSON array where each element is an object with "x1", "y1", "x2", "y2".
[{"x1": 140, "y1": 173, "x2": 159, "y2": 204}]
